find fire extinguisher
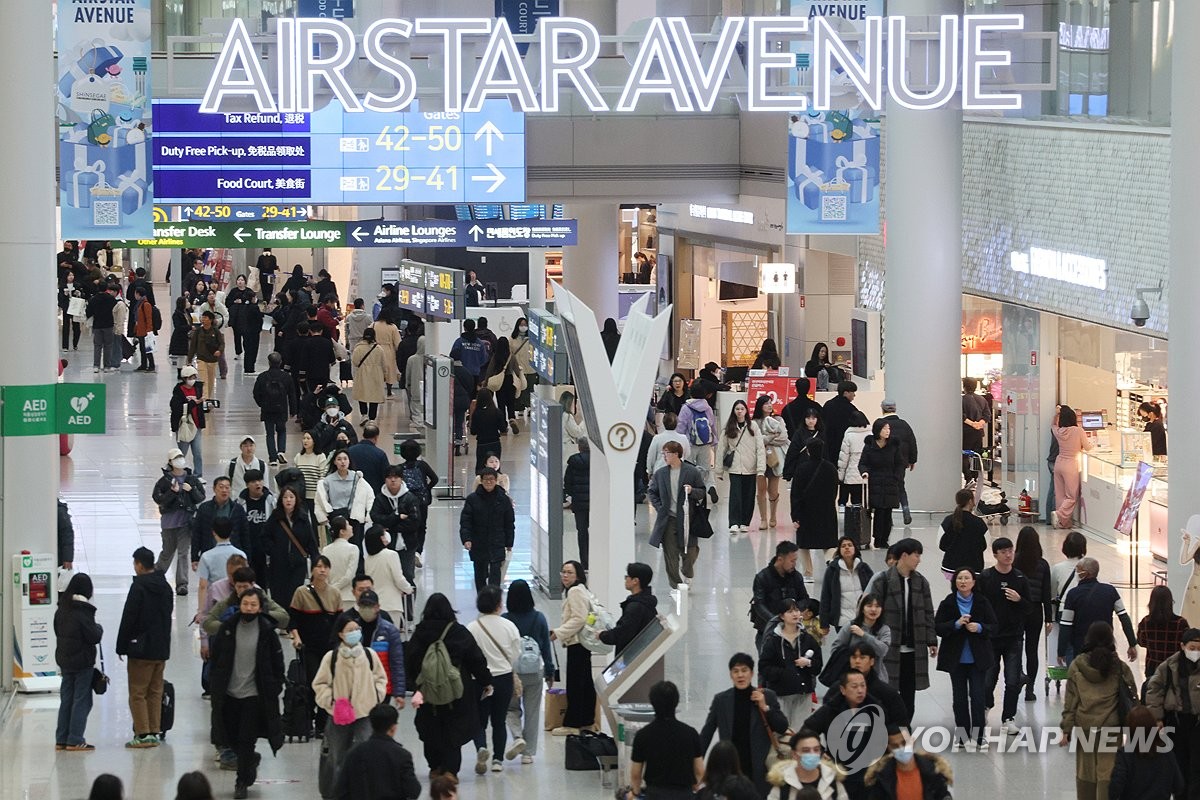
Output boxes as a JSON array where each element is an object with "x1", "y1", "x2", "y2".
[{"x1": 1019, "y1": 490, "x2": 1032, "y2": 515}]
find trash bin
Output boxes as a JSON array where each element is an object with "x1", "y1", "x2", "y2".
[{"x1": 614, "y1": 703, "x2": 655, "y2": 790}]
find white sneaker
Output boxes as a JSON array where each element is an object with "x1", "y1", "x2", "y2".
[
  {"x1": 1000, "y1": 719, "x2": 1018, "y2": 735},
  {"x1": 550, "y1": 727, "x2": 580, "y2": 737},
  {"x1": 414, "y1": 553, "x2": 423, "y2": 568},
  {"x1": 729, "y1": 525, "x2": 740, "y2": 535},
  {"x1": 520, "y1": 755, "x2": 534, "y2": 765},
  {"x1": 504, "y1": 738, "x2": 526, "y2": 760},
  {"x1": 491, "y1": 760, "x2": 503, "y2": 772},
  {"x1": 475, "y1": 747, "x2": 491, "y2": 774}
]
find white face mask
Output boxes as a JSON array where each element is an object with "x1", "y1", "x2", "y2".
[
  {"x1": 326, "y1": 408, "x2": 339, "y2": 419},
  {"x1": 381, "y1": 534, "x2": 391, "y2": 548},
  {"x1": 1186, "y1": 650, "x2": 1200, "y2": 663},
  {"x1": 171, "y1": 458, "x2": 187, "y2": 469}
]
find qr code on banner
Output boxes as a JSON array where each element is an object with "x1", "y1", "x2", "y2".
[
  {"x1": 93, "y1": 200, "x2": 121, "y2": 227},
  {"x1": 821, "y1": 195, "x2": 848, "y2": 222}
]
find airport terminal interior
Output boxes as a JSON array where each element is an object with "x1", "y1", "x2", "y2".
[{"x1": 2, "y1": 0, "x2": 1196, "y2": 799}]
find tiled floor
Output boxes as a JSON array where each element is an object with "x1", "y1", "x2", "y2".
[{"x1": 1, "y1": 316, "x2": 1159, "y2": 799}]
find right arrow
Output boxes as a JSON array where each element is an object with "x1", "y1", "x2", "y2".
[
  {"x1": 469, "y1": 163, "x2": 506, "y2": 194},
  {"x1": 468, "y1": 224, "x2": 484, "y2": 242},
  {"x1": 473, "y1": 120, "x2": 504, "y2": 157}
]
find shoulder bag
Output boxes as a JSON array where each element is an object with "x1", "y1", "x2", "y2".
[
  {"x1": 355, "y1": 344, "x2": 379, "y2": 369},
  {"x1": 280, "y1": 518, "x2": 310, "y2": 560},
  {"x1": 92, "y1": 647, "x2": 110, "y2": 695},
  {"x1": 756, "y1": 696, "x2": 790, "y2": 769},
  {"x1": 722, "y1": 426, "x2": 747, "y2": 470},
  {"x1": 176, "y1": 412, "x2": 198, "y2": 443}
]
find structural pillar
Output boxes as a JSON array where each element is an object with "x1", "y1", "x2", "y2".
[
  {"x1": 1168, "y1": 0, "x2": 1200, "y2": 598},
  {"x1": 563, "y1": 203, "x2": 620, "y2": 323},
  {"x1": 883, "y1": 0, "x2": 962, "y2": 515},
  {"x1": 0, "y1": 0, "x2": 60, "y2": 689}
]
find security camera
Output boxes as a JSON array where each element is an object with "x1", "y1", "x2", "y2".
[
  {"x1": 1130, "y1": 299, "x2": 1150, "y2": 327},
  {"x1": 1130, "y1": 282, "x2": 1163, "y2": 328}
]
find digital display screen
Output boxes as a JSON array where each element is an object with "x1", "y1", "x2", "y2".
[
  {"x1": 153, "y1": 99, "x2": 526, "y2": 204},
  {"x1": 601, "y1": 618, "x2": 665, "y2": 684},
  {"x1": 1081, "y1": 412, "x2": 1105, "y2": 430},
  {"x1": 395, "y1": 260, "x2": 465, "y2": 321}
]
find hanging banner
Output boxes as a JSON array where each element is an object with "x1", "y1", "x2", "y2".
[
  {"x1": 57, "y1": 0, "x2": 154, "y2": 239},
  {"x1": 785, "y1": 0, "x2": 883, "y2": 235}
]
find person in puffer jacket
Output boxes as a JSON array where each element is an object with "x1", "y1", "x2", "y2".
[
  {"x1": 757, "y1": 599, "x2": 824, "y2": 732},
  {"x1": 54, "y1": 573, "x2": 103, "y2": 751}
]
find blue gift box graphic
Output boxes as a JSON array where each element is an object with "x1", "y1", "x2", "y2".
[{"x1": 788, "y1": 129, "x2": 880, "y2": 209}]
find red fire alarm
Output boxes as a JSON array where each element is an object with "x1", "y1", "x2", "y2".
[{"x1": 836, "y1": 337, "x2": 846, "y2": 347}]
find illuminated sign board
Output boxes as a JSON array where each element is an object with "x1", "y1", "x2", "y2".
[
  {"x1": 528, "y1": 308, "x2": 570, "y2": 384},
  {"x1": 395, "y1": 260, "x2": 466, "y2": 321},
  {"x1": 1010, "y1": 247, "x2": 1107, "y2": 291},
  {"x1": 201, "y1": 15, "x2": 1030, "y2": 116},
  {"x1": 153, "y1": 99, "x2": 524, "y2": 205}
]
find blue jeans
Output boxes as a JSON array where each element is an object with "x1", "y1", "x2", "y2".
[
  {"x1": 178, "y1": 435, "x2": 203, "y2": 477},
  {"x1": 987, "y1": 635, "x2": 1025, "y2": 721},
  {"x1": 56, "y1": 668, "x2": 94, "y2": 746}
]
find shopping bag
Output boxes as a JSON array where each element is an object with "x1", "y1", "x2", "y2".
[
  {"x1": 144, "y1": 332, "x2": 156, "y2": 353},
  {"x1": 67, "y1": 296, "x2": 87, "y2": 317},
  {"x1": 544, "y1": 687, "x2": 568, "y2": 731}
]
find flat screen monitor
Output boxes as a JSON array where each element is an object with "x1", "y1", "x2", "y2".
[
  {"x1": 1081, "y1": 412, "x2": 1105, "y2": 431},
  {"x1": 717, "y1": 260, "x2": 759, "y2": 301},
  {"x1": 601, "y1": 618, "x2": 665, "y2": 685},
  {"x1": 723, "y1": 366, "x2": 748, "y2": 385}
]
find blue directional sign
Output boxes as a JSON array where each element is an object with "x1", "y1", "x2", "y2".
[
  {"x1": 173, "y1": 204, "x2": 309, "y2": 221},
  {"x1": 152, "y1": 98, "x2": 525, "y2": 205},
  {"x1": 299, "y1": 0, "x2": 354, "y2": 18},
  {"x1": 346, "y1": 219, "x2": 577, "y2": 248}
]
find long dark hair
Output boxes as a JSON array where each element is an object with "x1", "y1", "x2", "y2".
[
  {"x1": 667, "y1": 372, "x2": 688, "y2": 397},
  {"x1": 702, "y1": 740, "x2": 744, "y2": 788},
  {"x1": 562, "y1": 560, "x2": 587, "y2": 588},
  {"x1": 724, "y1": 400, "x2": 755, "y2": 439},
  {"x1": 950, "y1": 488, "x2": 973, "y2": 532},
  {"x1": 1146, "y1": 585, "x2": 1177, "y2": 625},
  {"x1": 272, "y1": 485, "x2": 302, "y2": 520},
  {"x1": 421, "y1": 593, "x2": 458, "y2": 622},
  {"x1": 853, "y1": 593, "x2": 884, "y2": 630},
  {"x1": 836, "y1": 536, "x2": 861, "y2": 565},
  {"x1": 752, "y1": 394, "x2": 773, "y2": 421},
  {"x1": 755, "y1": 338, "x2": 781, "y2": 369},
  {"x1": 1013, "y1": 525, "x2": 1043, "y2": 575},
  {"x1": 506, "y1": 579, "x2": 535, "y2": 614},
  {"x1": 59, "y1": 573, "x2": 94, "y2": 607},
  {"x1": 1059, "y1": 406, "x2": 1079, "y2": 427},
  {"x1": 486, "y1": 337, "x2": 512, "y2": 376},
  {"x1": 1082, "y1": 621, "x2": 1118, "y2": 678},
  {"x1": 807, "y1": 342, "x2": 829, "y2": 366}
]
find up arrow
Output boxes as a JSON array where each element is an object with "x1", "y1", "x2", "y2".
[
  {"x1": 470, "y1": 163, "x2": 506, "y2": 194},
  {"x1": 233, "y1": 227, "x2": 250, "y2": 243},
  {"x1": 468, "y1": 224, "x2": 484, "y2": 242},
  {"x1": 352, "y1": 226, "x2": 367, "y2": 242},
  {"x1": 473, "y1": 120, "x2": 504, "y2": 157}
]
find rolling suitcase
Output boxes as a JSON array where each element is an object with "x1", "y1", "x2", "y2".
[
  {"x1": 281, "y1": 655, "x2": 315, "y2": 742},
  {"x1": 853, "y1": 476, "x2": 872, "y2": 548}
]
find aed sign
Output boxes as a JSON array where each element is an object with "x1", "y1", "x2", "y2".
[
  {"x1": 201, "y1": 14, "x2": 1029, "y2": 116},
  {"x1": 0, "y1": 384, "x2": 107, "y2": 436}
]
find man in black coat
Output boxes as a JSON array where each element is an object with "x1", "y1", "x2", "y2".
[
  {"x1": 821, "y1": 380, "x2": 863, "y2": 463},
  {"x1": 296, "y1": 322, "x2": 337, "y2": 392},
  {"x1": 190, "y1": 476, "x2": 249, "y2": 566},
  {"x1": 252, "y1": 352, "x2": 296, "y2": 465},
  {"x1": 699, "y1": 653, "x2": 789, "y2": 797},
  {"x1": 821, "y1": 644, "x2": 910, "y2": 732},
  {"x1": 750, "y1": 541, "x2": 809, "y2": 644},
  {"x1": 335, "y1": 703, "x2": 422, "y2": 800},
  {"x1": 598, "y1": 562, "x2": 659, "y2": 655},
  {"x1": 781, "y1": 378, "x2": 824, "y2": 438},
  {"x1": 977, "y1": 536, "x2": 1032, "y2": 731},
  {"x1": 116, "y1": 547, "x2": 174, "y2": 747},
  {"x1": 878, "y1": 398, "x2": 919, "y2": 525},
  {"x1": 255, "y1": 248, "x2": 278, "y2": 303},
  {"x1": 311, "y1": 396, "x2": 359, "y2": 453},
  {"x1": 459, "y1": 467, "x2": 515, "y2": 590}
]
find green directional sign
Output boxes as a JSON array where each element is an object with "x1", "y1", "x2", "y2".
[
  {"x1": 121, "y1": 219, "x2": 347, "y2": 249},
  {"x1": 1, "y1": 383, "x2": 107, "y2": 436}
]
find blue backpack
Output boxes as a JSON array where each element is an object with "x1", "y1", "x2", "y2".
[{"x1": 690, "y1": 414, "x2": 713, "y2": 447}]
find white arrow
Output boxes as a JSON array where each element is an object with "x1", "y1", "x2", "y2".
[
  {"x1": 233, "y1": 227, "x2": 250, "y2": 243},
  {"x1": 468, "y1": 224, "x2": 483, "y2": 242},
  {"x1": 473, "y1": 120, "x2": 504, "y2": 157},
  {"x1": 352, "y1": 226, "x2": 367, "y2": 243},
  {"x1": 184, "y1": 206, "x2": 194, "y2": 216},
  {"x1": 470, "y1": 163, "x2": 506, "y2": 194}
]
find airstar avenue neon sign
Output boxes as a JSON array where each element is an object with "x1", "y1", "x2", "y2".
[{"x1": 201, "y1": 14, "x2": 1028, "y2": 115}]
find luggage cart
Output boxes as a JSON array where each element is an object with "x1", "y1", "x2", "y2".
[
  {"x1": 1045, "y1": 636, "x2": 1068, "y2": 695},
  {"x1": 963, "y1": 451, "x2": 1011, "y2": 526}
]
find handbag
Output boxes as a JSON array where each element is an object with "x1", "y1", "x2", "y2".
[
  {"x1": 91, "y1": 648, "x2": 110, "y2": 695},
  {"x1": 757, "y1": 699, "x2": 790, "y2": 770},
  {"x1": 176, "y1": 414, "x2": 198, "y2": 444},
  {"x1": 766, "y1": 446, "x2": 781, "y2": 470},
  {"x1": 722, "y1": 426, "x2": 747, "y2": 470},
  {"x1": 332, "y1": 696, "x2": 356, "y2": 725},
  {"x1": 485, "y1": 370, "x2": 504, "y2": 392},
  {"x1": 67, "y1": 296, "x2": 87, "y2": 317},
  {"x1": 684, "y1": 491, "x2": 716, "y2": 540},
  {"x1": 564, "y1": 729, "x2": 618, "y2": 771}
]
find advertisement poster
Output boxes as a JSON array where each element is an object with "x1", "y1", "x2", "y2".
[
  {"x1": 785, "y1": 0, "x2": 883, "y2": 235},
  {"x1": 747, "y1": 370, "x2": 796, "y2": 409},
  {"x1": 57, "y1": 0, "x2": 154, "y2": 239},
  {"x1": 1114, "y1": 461, "x2": 1155, "y2": 536}
]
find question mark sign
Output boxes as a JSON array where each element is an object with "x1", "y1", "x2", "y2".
[{"x1": 607, "y1": 423, "x2": 637, "y2": 451}]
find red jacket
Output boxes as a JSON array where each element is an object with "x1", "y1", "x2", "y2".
[{"x1": 316, "y1": 307, "x2": 340, "y2": 340}]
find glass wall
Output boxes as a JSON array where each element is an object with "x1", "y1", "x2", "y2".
[{"x1": 155, "y1": 0, "x2": 296, "y2": 51}]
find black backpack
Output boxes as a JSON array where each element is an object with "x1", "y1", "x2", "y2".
[
  {"x1": 260, "y1": 372, "x2": 291, "y2": 414},
  {"x1": 281, "y1": 655, "x2": 314, "y2": 741},
  {"x1": 400, "y1": 461, "x2": 431, "y2": 506},
  {"x1": 151, "y1": 305, "x2": 162, "y2": 332}
]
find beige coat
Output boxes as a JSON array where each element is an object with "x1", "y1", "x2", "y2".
[
  {"x1": 351, "y1": 340, "x2": 388, "y2": 404},
  {"x1": 717, "y1": 421, "x2": 767, "y2": 476},
  {"x1": 552, "y1": 583, "x2": 591, "y2": 647},
  {"x1": 312, "y1": 645, "x2": 388, "y2": 720},
  {"x1": 512, "y1": 335, "x2": 534, "y2": 375},
  {"x1": 370, "y1": 321, "x2": 401, "y2": 384},
  {"x1": 1061, "y1": 656, "x2": 1137, "y2": 783}
]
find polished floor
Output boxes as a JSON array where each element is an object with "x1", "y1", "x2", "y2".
[{"x1": 2, "y1": 317, "x2": 1158, "y2": 799}]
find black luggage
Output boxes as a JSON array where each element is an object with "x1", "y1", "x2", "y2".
[
  {"x1": 159, "y1": 679, "x2": 176, "y2": 737},
  {"x1": 281, "y1": 655, "x2": 315, "y2": 742},
  {"x1": 564, "y1": 730, "x2": 618, "y2": 771}
]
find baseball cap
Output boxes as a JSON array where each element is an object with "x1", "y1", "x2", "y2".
[
  {"x1": 241, "y1": 436, "x2": 256, "y2": 445},
  {"x1": 167, "y1": 447, "x2": 184, "y2": 461},
  {"x1": 881, "y1": 398, "x2": 897, "y2": 411},
  {"x1": 324, "y1": 396, "x2": 340, "y2": 408},
  {"x1": 179, "y1": 365, "x2": 198, "y2": 378},
  {"x1": 357, "y1": 589, "x2": 380, "y2": 607}
]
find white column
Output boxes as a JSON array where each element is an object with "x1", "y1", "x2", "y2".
[
  {"x1": 563, "y1": 203, "x2": 620, "y2": 322},
  {"x1": 1168, "y1": 1, "x2": 1200, "y2": 598},
  {"x1": 0, "y1": 0, "x2": 59, "y2": 689},
  {"x1": 883, "y1": 0, "x2": 962, "y2": 514},
  {"x1": 526, "y1": 250, "x2": 547, "y2": 309}
]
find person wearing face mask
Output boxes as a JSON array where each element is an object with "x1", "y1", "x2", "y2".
[
  {"x1": 332, "y1": 590, "x2": 407, "y2": 705},
  {"x1": 765, "y1": 729, "x2": 848, "y2": 800},
  {"x1": 862, "y1": 732, "x2": 952, "y2": 800},
  {"x1": 151, "y1": 447, "x2": 207, "y2": 596},
  {"x1": 312, "y1": 617, "x2": 389, "y2": 798},
  {"x1": 312, "y1": 397, "x2": 359, "y2": 454},
  {"x1": 170, "y1": 365, "x2": 208, "y2": 479},
  {"x1": 510, "y1": 318, "x2": 535, "y2": 416},
  {"x1": 1145, "y1": 628, "x2": 1200, "y2": 791},
  {"x1": 208, "y1": 588, "x2": 285, "y2": 800}
]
